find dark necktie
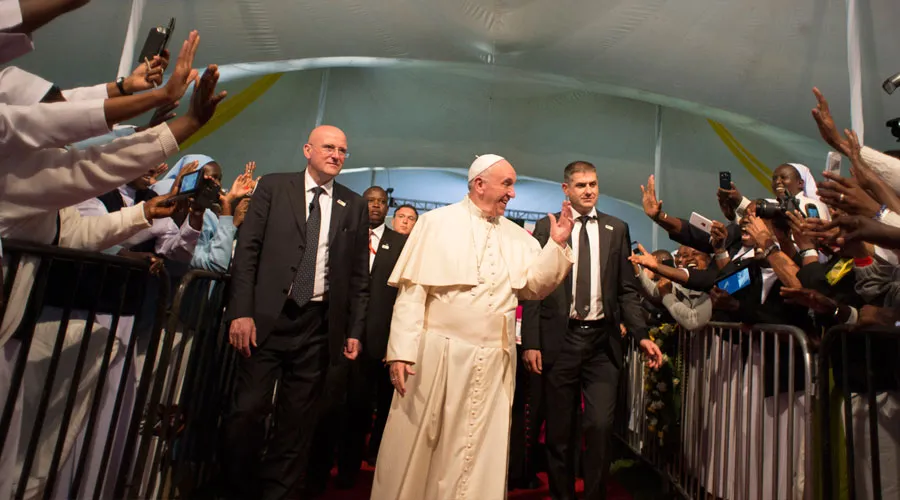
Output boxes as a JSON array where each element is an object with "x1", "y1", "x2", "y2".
[
  {"x1": 574, "y1": 215, "x2": 593, "y2": 318},
  {"x1": 290, "y1": 186, "x2": 325, "y2": 307}
]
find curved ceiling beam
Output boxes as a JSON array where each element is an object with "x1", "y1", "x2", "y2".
[{"x1": 211, "y1": 57, "x2": 827, "y2": 158}]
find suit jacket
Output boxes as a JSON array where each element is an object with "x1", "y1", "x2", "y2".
[
  {"x1": 363, "y1": 227, "x2": 407, "y2": 360},
  {"x1": 521, "y1": 211, "x2": 648, "y2": 368},
  {"x1": 227, "y1": 171, "x2": 370, "y2": 364}
]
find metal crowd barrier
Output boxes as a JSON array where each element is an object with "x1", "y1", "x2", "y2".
[
  {"x1": 0, "y1": 240, "x2": 235, "y2": 500},
  {"x1": 0, "y1": 239, "x2": 166, "y2": 500},
  {"x1": 614, "y1": 321, "x2": 816, "y2": 500},
  {"x1": 817, "y1": 324, "x2": 900, "y2": 500},
  {"x1": 118, "y1": 269, "x2": 233, "y2": 499}
]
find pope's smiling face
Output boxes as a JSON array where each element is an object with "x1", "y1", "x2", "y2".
[{"x1": 472, "y1": 160, "x2": 517, "y2": 217}]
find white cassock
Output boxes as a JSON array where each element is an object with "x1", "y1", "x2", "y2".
[{"x1": 370, "y1": 196, "x2": 573, "y2": 500}]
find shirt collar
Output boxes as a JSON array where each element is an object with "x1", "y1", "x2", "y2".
[
  {"x1": 371, "y1": 223, "x2": 386, "y2": 239},
  {"x1": 304, "y1": 169, "x2": 334, "y2": 197},
  {"x1": 571, "y1": 206, "x2": 598, "y2": 220}
]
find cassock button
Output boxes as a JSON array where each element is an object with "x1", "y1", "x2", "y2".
[
  {"x1": 290, "y1": 266, "x2": 297, "y2": 272},
  {"x1": 282, "y1": 288, "x2": 288, "y2": 294}
]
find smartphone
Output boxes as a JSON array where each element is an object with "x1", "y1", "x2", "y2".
[
  {"x1": 178, "y1": 170, "x2": 201, "y2": 196},
  {"x1": 689, "y1": 212, "x2": 713, "y2": 234},
  {"x1": 719, "y1": 171, "x2": 732, "y2": 190},
  {"x1": 825, "y1": 151, "x2": 842, "y2": 176},
  {"x1": 716, "y1": 267, "x2": 751, "y2": 295},
  {"x1": 137, "y1": 18, "x2": 175, "y2": 64},
  {"x1": 631, "y1": 240, "x2": 642, "y2": 255},
  {"x1": 805, "y1": 203, "x2": 820, "y2": 219}
]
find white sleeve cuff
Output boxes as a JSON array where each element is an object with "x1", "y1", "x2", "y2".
[
  {"x1": 0, "y1": 0, "x2": 24, "y2": 30},
  {"x1": 734, "y1": 197, "x2": 752, "y2": 219},
  {"x1": 843, "y1": 306, "x2": 858, "y2": 326}
]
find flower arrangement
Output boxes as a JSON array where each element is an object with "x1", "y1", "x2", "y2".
[{"x1": 643, "y1": 323, "x2": 682, "y2": 449}]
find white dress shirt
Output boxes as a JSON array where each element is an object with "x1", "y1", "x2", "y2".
[
  {"x1": 369, "y1": 223, "x2": 385, "y2": 272},
  {"x1": 304, "y1": 169, "x2": 333, "y2": 302},
  {"x1": 569, "y1": 206, "x2": 604, "y2": 320},
  {"x1": 0, "y1": 0, "x2": 33, "y2": 64}
]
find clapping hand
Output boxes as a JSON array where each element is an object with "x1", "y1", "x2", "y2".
[{"x1": 548, "y1": 200, "x2": 574, "y2": 245}]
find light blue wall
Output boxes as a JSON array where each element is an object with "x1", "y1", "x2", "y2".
[{"x1": 336, "y1": 167, "x2": 669, "y2": 250}]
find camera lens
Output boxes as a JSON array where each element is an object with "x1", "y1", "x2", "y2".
[{"x1": 755, "y1": 199, "x2": 780, "y2": 219}]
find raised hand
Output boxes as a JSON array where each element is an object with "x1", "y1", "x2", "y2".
[
  {"x1": 818, "y1": 170, "x2": 881, "y2": 218},
  {"x1": 548, "y1": 200, "x2": 574, "y2": 245},
  {"x1": 641, "y1": 175, "x2": 662, "y2": 220},
  {"x1": 811, "y1": 88, "x2": 850, "y2": 155},
  {"x1": 162, "y1": 31, "x2": 200, "y2": 104},
  {"x1": 125, "y1": 50, "x2": 169, "y2": 93},
  {"x1": 628, "y1": 242, "x2": 658, "y2": 269},
  {"x1": 168, "y1": 160, "x2": 200, "y2": 195},
  {"x1": 188, "y1": 64, "x2": 228, "y2": 127}
]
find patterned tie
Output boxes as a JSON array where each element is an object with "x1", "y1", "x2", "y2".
[
  {"x1": 290, "y1": 186, "x2": 325, "y2": 307},
  {"x1": 574, "y1": 215, "x2": 593, "y2": 318},
  {"x1": 369, "y1": 228, "x2": 377, "y2": 255}
]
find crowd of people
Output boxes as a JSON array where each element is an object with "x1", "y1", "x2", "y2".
[{"x1": 2, "y1": 1, "x2": 900, "y2": 500}]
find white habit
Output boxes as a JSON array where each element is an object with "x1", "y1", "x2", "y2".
[{"x1": 370, "y1": 196, "x2": 573, "y2": 500}]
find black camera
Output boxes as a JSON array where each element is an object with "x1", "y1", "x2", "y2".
[
  {"x1": 173, "y1": 170, "x2": 222, "y2": 212},
  {"x1": 755, "y1": 194, "x2": 801, "y2": 222},
  {"x1": 887, "y1": 118, "x2": 900, "y2": 142}
]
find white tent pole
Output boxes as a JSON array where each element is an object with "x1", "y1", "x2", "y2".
[
  {"x1": 846, "y1": 0, "x2": 864, "y2": 143},
  {"x1": 652, "y1": 105, "x2": 663, "y2": 251},
  {"x1": 315, "y1": 69, "x2": 331, "y2": 126},
  {"x1": 116, "y1": 0, "x2": 146, "y2": 78}
]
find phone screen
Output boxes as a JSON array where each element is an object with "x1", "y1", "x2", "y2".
[
  {"x1": 805, "y1": 203, "x2": 820, "y2": 219},
  {"x1": 716, "y1": 267, "x2": 751, "y2": 295},
  {"x1": 826, "y1": 152, "x2": 842, "y2": 175},
  {"x1": 179, "y1": 171, "x2": 200, "y2": 193},
  {"x1": 719, "y1": 171, "x2": 732, "y2": 190}
]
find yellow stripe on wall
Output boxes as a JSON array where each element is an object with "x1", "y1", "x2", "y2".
[
  {"x1": 179, "y1": 72, "x2": 284, "y2": 151},
  {"x1": 707, "y1": 119, "x2": 773, "y2": 195}
]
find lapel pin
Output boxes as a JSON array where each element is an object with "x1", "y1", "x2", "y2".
[
  {"x1": 605, "y1": 224, "x2": 614, "y2": 231},
  {"x1": 382, "y1": 243, "x2": 390, "y2": 250},
  {"x1": 336, "y1": 199, "x2": 346, "y2": 207}
]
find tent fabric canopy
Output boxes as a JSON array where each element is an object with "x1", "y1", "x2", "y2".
[{"x1": 14, "y1": 0, "x2": 900, "y2": 225}]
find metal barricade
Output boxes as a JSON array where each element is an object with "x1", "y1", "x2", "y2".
[
  {"x1": 615, "y1": 322, "x2": 816, "y2": 500},
  {"x1": 119, "y1": 269, "x2": 233, "y2": 499},
  {"x1": 818, "y1": 324, "x2": 900, "y2": 500},
  {"x1": 0, "y1": 239, "x2": 166, "y2": 500}
]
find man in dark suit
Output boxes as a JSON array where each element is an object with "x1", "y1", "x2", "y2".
[
  {"x1": 305, "y1": 185, "x2": 408, "y2": 492},
  {"x1": 223, "y1": 125, "x2": 369, "y2": 500},
  {"x1": 361, "y1": 186, "x2": 408, "y2": 463},
  {"x1": 521, "y1": 161, "x2": 663, "y2": 500}
]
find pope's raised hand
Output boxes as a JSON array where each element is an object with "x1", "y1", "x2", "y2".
[{"x1": 548, "y1": 200, "x2": 575, "y2": 245}]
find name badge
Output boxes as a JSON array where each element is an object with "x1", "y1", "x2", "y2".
[
  {"x1": 605, "y1": 224, "x2": 614, "y2": 231},
  {"x1": 336, "y1": 199, "x2": 346, "y2": 207}
]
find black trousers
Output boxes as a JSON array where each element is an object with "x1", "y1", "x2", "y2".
[
  {"x1": 508, "y1": 345, "x2": 547, "y2": 488},
  {"x1": 366, "y1": 356, "x2": 394, "y2": 459},
  {"x1": 306, "y1": 354, "x2": 370, "y2": 489},
  {"x1": 221, "y1": 300, "x2": 329, "y2": 500},
  {"x1": 544, "y1": 322, "x2": 620, "y2": 500}
]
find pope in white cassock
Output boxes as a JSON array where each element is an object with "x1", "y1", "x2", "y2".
[{"x1": 370, "y1": 154, "x2": 576, "y2": 500}]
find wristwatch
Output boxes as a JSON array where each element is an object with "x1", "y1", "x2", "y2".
[
  {"x1": 762, "y1": 243, "x2": 780, "y2": 259},
  {"x1": 115, "y1": 77, "x2": 132, "y2": 96}
]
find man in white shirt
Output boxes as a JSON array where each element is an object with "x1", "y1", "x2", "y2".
[{"x1": 521, "y1": 161, "x2": 662, "y2": 500}]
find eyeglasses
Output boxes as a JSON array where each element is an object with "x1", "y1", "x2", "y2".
[{"x1": 312, "y1": 144, "x2": 350, "y2": 159}]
